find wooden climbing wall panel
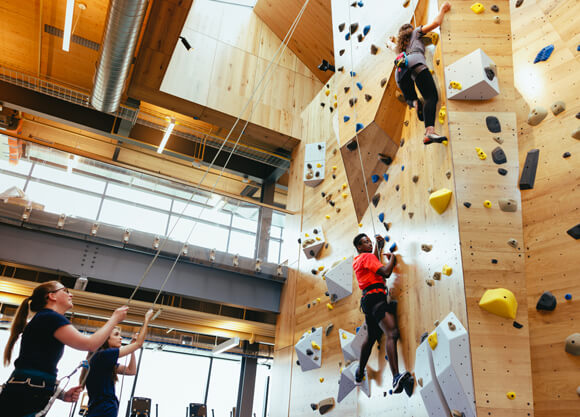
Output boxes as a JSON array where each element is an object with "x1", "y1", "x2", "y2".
[
  {"x1": 439, "y1": 0, "x2": 535, "y2": 416},
  {"x1": 268, "y1": 2, "x2": 473, "y2": 415},
  {"x1": 158, "y1": 0, "x2": 321, "y2": 142},
  {"x1": 511, "y1": 0, "x2": 580, "y2": 415}
]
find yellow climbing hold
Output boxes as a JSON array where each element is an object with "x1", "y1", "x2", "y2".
[
  {"x1": 332, "y1": 166, "x2": 337, "y2": 170},
  {"x1": 325, "y1": 89, "x2": 330, "y2": 96},
  {"x1": 475, "y1": 147, "x2": 487, "y2": 160},
  {"x1": 318, "y1": 265, "x2": 325, "y2": 271},
  {"x1": 484, "y1": 200, "x2": 492, "y2": 208},
  {"x1": 342, "y1": 193, "x2": 348, "y2": 199},
  {"x1": 305, "y1": 233, "x2": 310, "y2": 237},
  {"x1": 333, "y1": 101, "x2": 338, "y2": 108},
  {"x1": 311, "y1": 341, "x2": 321, "y2": 350},
  {"x1": 319, "y1": 377, "x2": 325, "y2": 383},
  {"x1": 316, "y1": 163, "x2": 322, "y2": 168},
  {"x1": 315, "y1": 236, "x2": 321, "y2": 241},
  {"x1": 449, "y1": 81, "x2": 462, "y2": 90},
  {"x1": 342, "y1": 183, "x2": 348, "y2": 190},
  {"x1": 429, "y1": 188, "x2": 453, "y2": 214},
  {"x1": 316, "y1": 297, "x2": 321, "y2": 302},
  {"x1": 342, "y1": 333, "x2": 347, "y2": 339},
  {"x1": 471, "y1": 2, "x2": 484, "y2": 13},
  {"x1": 438, "y1": 106, "x2": 446, "y2": 124},
  {"x1": 428, "y1": 331, "x2": 438, "y2": 350},
  {"x1": 442, "y1": 265, "x2": 453, "y2": 276},
  {"x1": 506, "y1": 392, "x2": 516, "y2": 400},
  {"x1": 326, "y1": 215, "x2": 331, "y2": 219},
  {"x1": 327, "y1": 303, "x2": 334, "y2": 310},
  {"x1": 334, "y1": 94, "x2": 337, "y2": 99},
  {"x1": 479, "y1": 288, "x2": 518, "y2": 319},
  {"x1": 358, "y1": 223, "x2": 363, "y2": 227}
]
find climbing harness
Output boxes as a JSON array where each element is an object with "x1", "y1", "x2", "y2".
[
  {"x1": 394, "y1": 52, "x2": 408, "y2": 72},
  {"x1": 36, "y1": 360, "x2": 89, "y2": 417}
]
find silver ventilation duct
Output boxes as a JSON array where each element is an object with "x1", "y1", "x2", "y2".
[{"x1": 90, "y1": 0, "x2": 149, "y2": 113}]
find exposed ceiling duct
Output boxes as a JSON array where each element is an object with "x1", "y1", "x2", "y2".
[{"x1": 90, "y1": 0, "x2": 149, "y2": 113}]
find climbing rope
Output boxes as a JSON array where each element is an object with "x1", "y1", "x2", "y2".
[{"x1": 344, "y1": 2, "x2": 378, "y2": 238}]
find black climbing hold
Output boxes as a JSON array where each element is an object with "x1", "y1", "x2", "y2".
[
  {"x1": 307, "y1": 163, "x2": 312, "y2": 169},
  {"x1": 498, "y1": 168, "x2": 508, "y2": 176},
  {"x1": 491, "y1": 259, "x2": 498, "y2": 264},
  {"x1": 485, "y1": 67, "x2": 495, "y2": 81},
  {"x1": 402, "y1": 204, "x2": 406, "y2": 210},
  {"x1": 179, "y1": 36, "x2": 192, "y2": 51},
  {"x1": 351, "y1": 1, "x2": 357, "y2": 6},
  {"x1": 491, "y1": 4, "x2": 499, "y2": 12},
  {"x1": 339, "y1": 49, "x2": 345, "y2": 56},
  {"x1": 383, "y1": 222, "x2": 390, "y2": 231},
  {"x1": 325, "y1": 243, "x2": 329, "y2": 249},
  {"x1": 576, "y1": 112, "x2": 580, "y2": 119},
  {"x1": 563, "y1": 152, "x2": 571, "y2": 158},
  {"x1": 338, "y1": 23, "x2": 345, "y2": 32},
  {"x1": 307, "y1": 304, "x2": 310, "y2": 309},
  {"x1": 464, "y1": 202, "x2": 472, "y2": 208},
  {"x1": 310, "y1": 403, "x2": 318, "y2": 411},
  {"x1": 350, "y1": 23, "x2": 359, "y2": 34},
  {"x1": 536, "y1": 291, "x2": 557, "y2": 311},
  {"x1": 329, "y1": 107, "x2": 334, "y2": 113},
  {"x1": 346, "y1": 140, "x2": 358, "y2": 151},
  {"x1": 315, "y1": 171, "x2": 320, "y2": 177},
  {"x1": 383, "y1": 392, "x2": 387, "y2": 397},
  {"x1": 492, "y1": 147, "x2": 507, "y2": 164},
  {"x1": 329, "y1": 201, "x2": 335, "y2": 207},
  {"x1": 337, "y1": 66, "x2": 344, "y2": 72},
  {"x1": 344, "y1": 86, "x2": 350, "y2": 93},
  {"x1": 348, "y1": 97, "x2": 357, "y2": 107},
  {"x1": 357, "y1": 33, "x2": 364, "y2": 42},
  {"x1": 331, "y1": 294, "x2": 338, "y2": 302},
  {"x1": 395, "y1": 184, "x2": 400, "y2": 191},
  {"x1": 321, "y1": 192, "x2": 326, "y2": 197},
  {"x1": 370, "y1": 44, "x2": 379, "y2": 55},
  {"x1": 311, "y1": 269, "x2": 317, "y2": 275},
  {"x1": 313, "y1": 228, "x2": 318, "y2": 234},
  {"x1": 296, "y1": 360, "x2": 300, "y2": 365},
  {"x1": 400, "y1": 138, "x2": 405, "y2": 147},
  {"x1": 513, "y1": 321, "x2": 523, "y2": 329},
  {"x1": 567, "y1": 224, "x2": 580, "y2": 239},
  {"x1": 519, "y1": 149, "x2": 540, "y2": 190},
  {"x1": 380, "y1": 78, "x2": 387, "y2": 88},
  {"x1": 420, "y1": 331, "x2": 429, "y2": 343},
  {"x1": 306, "y1": 349, "x2": 313, "y2": 356},
  {"x1": 372, "y1": 193, "x2": 380, "y2": 207},
  {"x1": 312, "y1": 326, "x2": 317, "y2": 333},
  {"x1": 486, "y1": 116, "x2": 501, "y2": 133},
  {"x1": 325, "y1": 291, "x2": 329, "y2": 296},
  {"x1": 378, "y1": 153, "x2": 392, "y2": 165},
  {"x1": 515, "y1": 0, "x2": 523, "y2": 7},
  {"x1": 365, "y1": 94, "x2": 372, "y2": 102},
  {"x1": 309, "y1": 250, "x2": 315, "y2": 256},
  {"x1": 298, "y1": 238, "x2": 302, "y2": 244},
  {"x1": 318, "y1": 144, "x2": 322, "y2": 150},
  {"x1": 332, "y1": 174, "x2": 336, "y2": 179},
  {"x1": 326, "y1": 84, "x2": 329, "y2": 89},
  {"x1": 320, "y1": 102, "x2": 325, "y2": 107}
]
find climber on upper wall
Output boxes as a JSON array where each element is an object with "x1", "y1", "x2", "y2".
[
  {"x1": 394, "y1": 1, "x2": 452, "y2": 145},
  {"x1": 352, "y1": 234, "x2": 413, "y2": 394}
]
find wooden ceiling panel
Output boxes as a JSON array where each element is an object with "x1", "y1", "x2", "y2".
[
  {"x1": 254, "y1": 0, "x2": 334, "y2": 84},
  {"x1": 0, "y1": 0, "x2": 41, "y2": 74}
]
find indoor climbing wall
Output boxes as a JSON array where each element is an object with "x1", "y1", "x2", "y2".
[
  {"x1": 510, "y1": 0, "x2": 580, "y2": 415},
  {"x1": 268, "y1": 1, "x2": 477, "y2": 415},
  {"x1": 438, "y1": 0, "x2": 535, "y2": 416}
]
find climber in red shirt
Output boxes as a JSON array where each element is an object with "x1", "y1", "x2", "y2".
[{"x1": 352, "y1": 233, "x2": 412, "y2": 394}]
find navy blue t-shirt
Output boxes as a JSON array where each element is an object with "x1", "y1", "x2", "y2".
[
  {"x1": 86, "y1": 348, "x2": 120, "y2": 415},
  {"x1": 14, "y1": 309, "x2": 71, "y2": 376}
]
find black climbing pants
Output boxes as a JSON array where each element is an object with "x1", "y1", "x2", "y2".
[{"x1": 396, "y1": 66, "x2": 438, "y2": 129}]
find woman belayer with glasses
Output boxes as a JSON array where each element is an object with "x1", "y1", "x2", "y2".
[{"x1": 0, "y1": 280, "x2": 128, "y2": 417}]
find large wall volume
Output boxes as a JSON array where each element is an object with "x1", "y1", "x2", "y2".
[{"x1": 511, "y1": 0, "x2": 580, "y2": 415}]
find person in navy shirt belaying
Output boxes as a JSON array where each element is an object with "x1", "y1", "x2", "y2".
[
  {"x1": 0, "y1": 280, "x2": 128, "y2": 417},
  {"x1": 81, "y1": 309, "x2": 153, "y2": 417}
]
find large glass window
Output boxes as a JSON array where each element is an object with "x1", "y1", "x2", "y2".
[
  {"x1": 228, "y1": 230, "x2": 257, "y2": 258},
  {"x1": 25, "y1": 180, "x2": 101, "y2": 219},
  {"x1": 99, "y1": 199, "x2": 169, "y2": 236},
  {"x1": 206, "y1": 358, "x2": 241, "y2": 417},
  {"x1": 106, "y1": 183, "x2": 172, "y2": 211},
  {"x1": 0, "y1": 172, "x2": 26, "y2": 192},
  {"x1": 32, "y1": 164, "x2": 106, "y2": 194},
  {"x1": 252, "y1": 364, "x2": 271, "y2": 417}
]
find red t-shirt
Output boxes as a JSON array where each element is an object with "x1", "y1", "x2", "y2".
[{"x1": 353, "y1": 252, "x2": 385, "y2": 294}]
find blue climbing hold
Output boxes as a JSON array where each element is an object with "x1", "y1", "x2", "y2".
[
  {"x1": 343, "y1": 115, "x2": 350, "y2": 122},
  {"x1": 577, "y1": 45, "x2": 580, "y2": 51},
  {"x1": 356, "y1": 82, "x2": 363, "y2": 90},
  {"x1": 533, "y1": 44, "x2": 554, "y2": 63},
  {"x1": 389, "y1": 242, "x2": 397, "y2": 252},
  {"x1": 383, "y1": 173, "x2": 389, "y2": 182},
  {"x1": 378, "y1": 212, "x2": 385, "y2": 222},
  {"x1": 363, "y1": 25, "x2": 371, "y2": 36},
  {"x1": 565, "y1": 293, "x2": 572, "y2": 301},
  {"x1": 356, "y1": 326, "x2": 360, "y2": 333},
  {"x1": 357, "y1": 0, "x2": 364, "y2": 6},
  {"x1": 384, "y1": 235, "x2": 390, "y2": 242},
  {"x1": 384, "y1": 354, "x2": 388, "y2": 361},
  {"x1": 350, "y1": 71, "x2": 356, "y2": 77},
  {"x1": 389, "y1": 389, "x2": 393, "y2": 395},
  {"x1": 345, "y1": 32, "x2": 351, "y2": 41},
  {"x1": 356, "y1": 123, "x2": 364, "y2": 132},
  {"x1": 371, "y1": 174, "x2": 380, "y2": 183},
  {"x1": 401, "y1": 165, "x2": 405, "y2": 171}
]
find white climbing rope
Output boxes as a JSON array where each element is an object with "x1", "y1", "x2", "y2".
[{"x1": 344, "y1": 2, "x2": 378, "y2": 238}]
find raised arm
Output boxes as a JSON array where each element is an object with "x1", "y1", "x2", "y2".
[
  {"x1": 116, "y1": 309, "x2": 154, "y2": 375},
  {"x1": 376, "y1": 253, "x2": 396, "y2": 279},
  {"x1": 54, "y1": 306, "x2": 128, "y2": 351},
  {"x1": 422, "y1": 1, "x2": 451, "y2": 33}
]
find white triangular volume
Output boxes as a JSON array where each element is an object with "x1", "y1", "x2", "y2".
[
  {"x1": 301, "y1": 226, "x2": 325, "y2": 259},
  {"x1": 324, "y1": 256, "x2": 353, "y2": 302},
  {"x1": 415, "y1": 339, "x2": 451, "y2": 417},
  {"x1": 337, "y1": 361, "x2": 370, "y2": 403},
  {"x1": 339, "y1": 322, "x2": 368, "y2": 363},
  {"x1": 304, "y1": 142, "x2": 326, "y2": 187},
  {"x1": 431, "y1": 312, "x2": 476, "y2": 417},
  {"x1": 444, "y1": 49, "x2": 500, "y2": 101},
  {"x1": 294, "y1": 327, "x2": 323, "y2": 372}
]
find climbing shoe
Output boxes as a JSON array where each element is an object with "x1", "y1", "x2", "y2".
[
  {"x1": 416, "y1": 99, "x2": 424, "y2": 122},
  {"x1": 423, "y1": 133, "x2": 447, "y2": 145},
  {"x1": 403, "y1": 374, "x2": 415, "y2": 397},
  {"x1": 393, "y1": 371, "x2": 411, "y2": 393},
  {"x1": 355, "y1": 367, "x2": 365, "y2": 386}
]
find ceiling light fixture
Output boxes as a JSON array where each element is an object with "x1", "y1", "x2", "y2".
[
  {"x1": 62, "y1": 0, "x2": 75, "y2": 52},
  {"x1": 157, "y1": 118, "x2": 175, "y2": 154},
  {"x1": 212, "y1": 337, "x2": 240, "y2": 354}
]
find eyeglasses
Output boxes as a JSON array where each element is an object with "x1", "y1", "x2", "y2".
[{"x1": 49, "y1": 287, "x2": 70, "y2": 294}]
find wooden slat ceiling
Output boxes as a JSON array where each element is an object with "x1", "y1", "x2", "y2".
[{"x1": 254, "y1": 0, "x2": 334, "y2": 84}]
